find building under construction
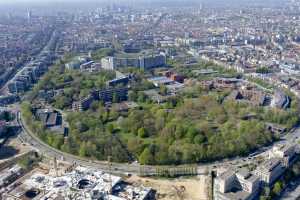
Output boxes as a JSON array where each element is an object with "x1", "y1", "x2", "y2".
[{"x1": 3, "y1": 166, "x2": 153, "y2": 200}]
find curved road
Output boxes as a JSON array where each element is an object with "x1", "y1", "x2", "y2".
[
  {"x1": 17, "y1": 111, "x2": 157, "y2": 175},
  {"x1": 15, "y1": 107, "x2": 300, "y2": 176}
]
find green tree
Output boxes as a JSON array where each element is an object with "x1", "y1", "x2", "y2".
[
  {"x1": 155, "y1": 148, "x2": 170, "y2": 165},
  {"x1": 193, "y1": 134, "x2": 205, "y2": 144},
  {"x1": 76, "y1": 122, "x2": 89, "y2": 133},
  {"x1": 128, "y1": 91, "x2": 137, "y2": 101},
  {"x1": 137, "y1": 92, "x2": 146, "y2": 102},
  {"x1": 85, "y1": 141, "x2": 97, "y2": 157},
  {"x1": 186, "y1": 126, "x2": 198, "y2": 141},
  {"x1": 79, "y1": 142, "x2": 87, "y2": 157},
  {"x1": 138, "y1": 127, "x2": 148, "y2": 138},
  {"x1": 119, "y1": 118, "x2": 130, "y2": 133},
  {"x1": 273, "y1": 181, "x2": 283, "y2": 196},
  {"x1": 107, "y1": 123, "x2": 114, "y2": 134},
  {"x1": 90, "y1": 101, "x2": 99, "y2": 112},
  {"x1": 139, "y1": 147, "x2": 155, "y2": 165},
  {"x1": 109, "y1": 107, "x2": 119, "y2": 120}
]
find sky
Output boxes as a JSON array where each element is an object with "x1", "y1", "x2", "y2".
[
  {"x1": 0, "y1": 0, "x2": 286, "y2": 11},
  {"x1": 0, "y1": 0, "x2": 287, "y2": 18},
  {"x1": 0, "y1": 0, "x2": 285, "y2": 3}
]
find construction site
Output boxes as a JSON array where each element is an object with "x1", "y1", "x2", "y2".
[
  {"x1": 2, "y1": 163, "x2": 154, "y2": 200},
  {"x1": 126, "y1": 175, "x2": 209, "y2": 200}
]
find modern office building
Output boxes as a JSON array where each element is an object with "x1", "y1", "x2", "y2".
[{"x1": 101, "y1": 54, "x2": 166, "y2": 70}]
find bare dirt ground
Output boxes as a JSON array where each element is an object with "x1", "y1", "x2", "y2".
[
  {"x1": 127, "y1": 175, "x2": 210, "y2": 200},
  {"x1": 5, "y1": 137, "x2": 32, "y2": 153},
  {"x1": 0, "y1": 137, "x2": 33, "y2": 162}
]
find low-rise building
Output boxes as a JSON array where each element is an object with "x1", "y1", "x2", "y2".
[
  {"x1": 227, "y1": 88, "x2": 266, "y2": 106},
  {"x1": 107, "y1": 75, "x2": 131, "y2": 87},
  {"x1": 35, "y1": 109, "x2": 61, "y2": 128},
  {"x1": 65, "y1": 56, "x2": 90, "y2": 70},
  {"x1": 0, "y1": 95, "x2": 19, "y2": 106},
  {"x1": 214, "y1": 168, "x2": 260, "y2": 200},
  {"x1": 253, "y1": 158, "x2": 285, "y2": 186},
  {"x1": 148, "y1": 76, "x2": 174, "y2": 87},
  {"x1": 253, "y1": 144, "x2": 298, "y2": 186},
  {"x1": 269, "y1": 144, "x2": 297, "y2": 167}
]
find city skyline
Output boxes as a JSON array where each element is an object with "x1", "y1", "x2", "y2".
[{"x1": 0, "y1": 0, "x2": 300, "y2": 199}]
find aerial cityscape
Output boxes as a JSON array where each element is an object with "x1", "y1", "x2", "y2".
[{"x1": 1, "y1": 0, "x2": 300, "y2": 199}]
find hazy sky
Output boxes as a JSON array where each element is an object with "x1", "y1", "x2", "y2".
[
  {"x1": 0, "y1": 0, "x2": 286, "y2": 10},
  {"x1": 0, "y1": 0, "x2": 285, "y2": 3}
]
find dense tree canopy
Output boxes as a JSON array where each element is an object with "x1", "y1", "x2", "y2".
[{"x1": 22, "y1": 56, "x2": 300, "y2": 165}]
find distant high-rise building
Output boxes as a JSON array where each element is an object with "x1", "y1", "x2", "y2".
[
  {"x1": 7, "y1": 13, "x2": 13, "y2": 20},
  {"x1": 199, "y1": 3, "x2": 203, "y2": 10},
  {"x1": 197, "y1": 3, "x2": 204, "y2": 14},
  {"x1": 27, "y1": 10, "x2": 32, "y2": 23}
]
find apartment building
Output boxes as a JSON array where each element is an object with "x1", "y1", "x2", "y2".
[{"x1": 72, "y1": 87, "x2": 129, "y2": 112}]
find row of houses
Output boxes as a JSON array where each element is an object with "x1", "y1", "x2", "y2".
[{"x1": 7, "y1": 52, "x2": 55, "y2": 94}]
